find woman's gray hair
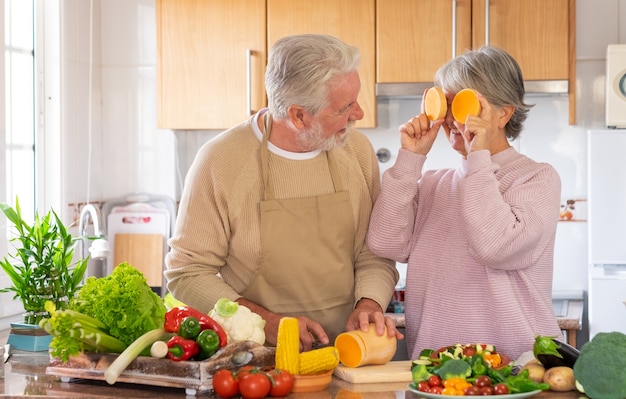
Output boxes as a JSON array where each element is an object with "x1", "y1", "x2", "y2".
[
  {"x1": 265, "y1": 34, "x2": 360, "y2": 119},
  {"x1": 435, "y1": 46, "x2": 533, "y2": 140}
]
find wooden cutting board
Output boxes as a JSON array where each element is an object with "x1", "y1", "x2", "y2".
[
  {"x1": 333, "y1": 360, "x2": 413, "y2": 383},
  {"x1": 113, "y1": 233, "x2": 164, "y2": 287}
]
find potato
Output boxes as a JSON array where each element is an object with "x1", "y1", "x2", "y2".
[
  {"x1": 521, "y1": 363, "x2": 546, "y2": 383},
  {"x1": 543, "y1": 366, "x2": 576, "y2": 391},
  {"x1": 524, "y1": 358, "x2": 543, "y2": 367}
]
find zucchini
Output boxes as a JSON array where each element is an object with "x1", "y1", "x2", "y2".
[{"x1": 533, "y1": 336, "x2": 579, "y2": 369}]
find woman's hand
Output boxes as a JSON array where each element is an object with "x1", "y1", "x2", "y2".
[
  {"x1": 399, "y1": 113, "x2": 444, "y2": 155},
  {"x1": 459, "y1": 92, "x2": 500, "y2": 154}
]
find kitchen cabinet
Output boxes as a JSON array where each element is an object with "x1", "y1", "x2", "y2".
[
  {"x1": 156, "y1": 0, "x2": 266, "y2": 130},
  {"x1": 157, "y1": 0, "x2": 376, "y2": 129},
  {"x1": 267, "y1": 0, "x2": 376, "y2": 128},
  {"x1": 377, "y1": 0, "x2": 576, "y2": 124}
]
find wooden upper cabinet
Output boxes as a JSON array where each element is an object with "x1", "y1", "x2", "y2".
[
  {"x1": 377, "y1": 0, "x2": 575, "y2": 123},
  {"x1": 378, "y1": 0, "x2": 571, "y2": 83},
  {"x1": 472, "y1": 0, "x2": 571, "y2": 81},
  {"x1": 377, "y1": 0, "x2": 472, "y2": 83},
  {"x1": 156, "y1": 0, "x2": 266, "y2": 130},
  {"x1": 267, "y1": 0, "x2": 377, "y2": 128}
]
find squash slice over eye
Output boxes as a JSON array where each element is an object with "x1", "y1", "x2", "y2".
[
  {"x1": 451, "y1": 88, "x2": 481, "y2": 123},
  {"x1": 424, "y1": 86, "x2": 447, "y2": 121}
]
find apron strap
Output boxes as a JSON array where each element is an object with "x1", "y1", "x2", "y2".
[{"x1": 260, "y1": 112, "x2": 344, "y2": 200}]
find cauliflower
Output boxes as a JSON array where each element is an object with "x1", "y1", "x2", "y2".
[{"x1": 209, "y1": 298, "x2": 266, "y2": 345}]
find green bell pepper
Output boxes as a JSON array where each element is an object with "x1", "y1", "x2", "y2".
[
  {"x1": 469, "y1": 353, "x2": 488, "y2": 376},
  {"x1": 178, "y1": 316, "x2": 201, "y2": 339},
  {"x1": 195, "y1": 328, "x2": 220, "y2": 360}
]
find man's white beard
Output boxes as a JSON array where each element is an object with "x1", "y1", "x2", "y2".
[{"x1": 296, "y1": 120, "x2": 353, "y2": 151}]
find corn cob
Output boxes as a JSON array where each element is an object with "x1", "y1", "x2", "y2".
[
  {"x1": 299, "y1": 346, "x2": 340, "y2": 375},
  {"x1": 275, "y1": 317, "x2": 300, "y2": 375}
]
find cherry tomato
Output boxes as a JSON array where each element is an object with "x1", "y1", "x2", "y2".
[
  {"x1": 463, "y1": 346, "x2": 477, "y2": 357},
  {"x1": 428, "y1": 375, "x2": 442, "y2": 387},
  {"x1": 475, "y1": 375, "x2": 492, "y2": 388},
  {"x1": 493, "y1": 383, "x2": 509, "y2": 395},
  {"x1": 239, "y1": 372, "x2": 271, "y2": 399},
  {"x1": 464, "y1": 385, "x2": 481, "y2": 396},
  {"x1": 479, "y1": 386, "x2": 494, "y2": 395},
  {"x1": 417, "y1": 381, "x2": 431, "y2": 392},
  {"x1": 430, "y1": 386, "x2": 443, "y2": 394},
  {"x1": 212, "y1": 369, "x2": 239, "y2": 398},
  {"x1": 267, "y1": 369, "x2": 294, "y2": 397}
]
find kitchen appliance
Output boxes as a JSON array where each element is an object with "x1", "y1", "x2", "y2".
[
  {"x1": 606, "y1": 44, "x2": 626, "y2": 128},
  {"x1": 101, "y1": 193, "x2": 177, "y2": 296},
  {"x1": 588, "y1": 130, "x2": 626, "y2": 338}
]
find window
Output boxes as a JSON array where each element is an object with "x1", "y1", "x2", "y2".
[
  {"x1": 4, "y1": 0, "x2": 35, "y2": 215},
  {"x1": 1, "y1": 0, "x2": 38, "y2": 324}
]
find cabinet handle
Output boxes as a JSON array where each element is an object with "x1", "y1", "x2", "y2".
[
  {"x1": 451, "y1": 0, "x2": 457, "y2": 58},
  {"x1": 246, "y1": 48, "x2": 253, "y2": 116},
  {"x1": 485, "y1": 0, "x2": 490, "y2": 45}
]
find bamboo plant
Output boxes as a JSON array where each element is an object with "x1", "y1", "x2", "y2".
[{"x1": 0, "y1": 198, "x2": 88, "y2": 325}]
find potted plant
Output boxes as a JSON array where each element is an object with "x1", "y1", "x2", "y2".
[{"x1": 0, "y1": 198, "x2": 88, "y2": 329}]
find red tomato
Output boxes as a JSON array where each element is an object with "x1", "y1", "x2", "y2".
[
  {"x1": 430, "y1": 386, "x2": 443, "y2": 394},
  {"x1": 235, "y1": 365, "x2": 255, "y2": 381},
  {"x1": 417, "y1": 381, "x2": 431, "y2": 392},
  {"x1": 267, "y1": 369, "x2": 294, "y2": 397},
  {"x1": 212, "y1": 369, "x2": 239, "y2": 398},
  {"x1": 479, "y1": 386, "x2": 494, "y2": 395},
  {"x1": 475, "y1": 375, "x2": 492, "y2": 388},
  {"x1": 239, "y1": 372, "x2": 271, "y2": 399},
  {"x1": 464, "y1": 385, "x2": 481, "y2": 396},
  {"x1": 428, "y1": 375, "x2": 442, "y2": 387},
  {"x1": 463, "y1": 346, "x2": 477, "y2": 357},
  {"x1": 493, "y1": 383, "x2": 509, "y2": 395}
]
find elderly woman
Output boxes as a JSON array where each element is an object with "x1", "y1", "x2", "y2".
[{"x1": 367, "y1": 46, "x2": 562, "y2": 360}]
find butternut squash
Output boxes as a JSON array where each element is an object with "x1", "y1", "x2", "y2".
[
  {"x1": 424, "y1": 86, "x2": 447, "y2": 121},
  {"x1": 334, "y1": 324, "x2": 396, "y2": 368},
  {"x1": 451, "y1": 88, "x2": 481, "y2": 123}
]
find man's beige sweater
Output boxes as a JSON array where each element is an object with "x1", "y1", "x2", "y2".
[{"x1": 165, "y1": 112, "x2": 398, "y2": 319}]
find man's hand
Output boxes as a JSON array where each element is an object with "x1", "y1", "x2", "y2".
[
  {"x1": 235, "y1": 297, "x2": 330, "y2": 351},
  {"x1": 346, "y1": 298, "x2": 405, "y2": 340}
]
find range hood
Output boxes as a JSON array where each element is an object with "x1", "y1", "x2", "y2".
[{"x1": 376, "y1": 80, "x2": 569, "y2": 98}]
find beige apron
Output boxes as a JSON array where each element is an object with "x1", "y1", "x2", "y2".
[{"x1": 242, "y1": 114, "x2": 356, "y2": 341}]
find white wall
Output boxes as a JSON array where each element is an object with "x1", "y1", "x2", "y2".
[
  {"x1": 62, "y1": 0, "x2": 177, "y2": 219},
  {"x1": 62, "y1": 0, "x2": 626, "y2": 295}
]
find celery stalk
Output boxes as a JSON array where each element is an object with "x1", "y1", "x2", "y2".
[{"x1": 104, "y1": 328, "x2": 170, "y2": 385}]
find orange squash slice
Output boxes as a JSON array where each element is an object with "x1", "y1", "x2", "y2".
[
  {"x1": 424, "y1": 86, "x2": 447, "y2": 121},
  {"x1": 451, "y1": 88, "x2": 481, "y2": 123}
]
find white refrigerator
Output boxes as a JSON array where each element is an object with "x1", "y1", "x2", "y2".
[{"x1": 588, "y1": 129, "x2": 626, "y2": 338}]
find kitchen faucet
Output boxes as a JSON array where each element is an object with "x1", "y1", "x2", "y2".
[{"x1": 78, "y1": 203, "x2": 111, "y2": 277}]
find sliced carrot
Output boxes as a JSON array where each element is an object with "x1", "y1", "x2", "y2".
[
  {"x1": 451, "y1": 88, "x2": 481, "y2": 123},
  {"x1": 424, "y1": 86, "x2": 447, "y2": 121}
]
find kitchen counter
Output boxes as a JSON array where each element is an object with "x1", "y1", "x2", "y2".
[
  {"x1": 0, "y1": 321, "x2": 587, "y2": 399},
  {"x1": 0, "y1": 350, "x2": 588, "y2": 399}
]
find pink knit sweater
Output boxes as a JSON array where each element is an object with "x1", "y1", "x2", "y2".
[{"x1": 367, "y1": 147, "x2": 563, "y2": 360}]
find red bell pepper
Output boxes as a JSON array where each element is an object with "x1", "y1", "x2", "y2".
[
  {"x1": 166, "y1": 335, "x2": 199, "y2": 361},
  {"x1": 164, "y1": 306, "x2": 228, "y2": 348}
]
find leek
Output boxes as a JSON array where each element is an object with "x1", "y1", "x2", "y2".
[{"x1": 104, "y1": 328, "x2": 171, "y2": 385}]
